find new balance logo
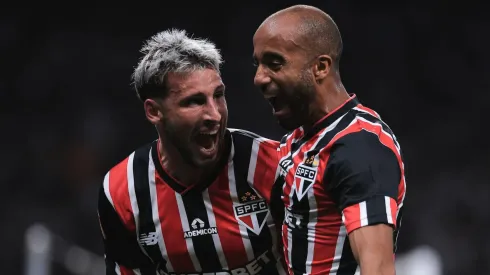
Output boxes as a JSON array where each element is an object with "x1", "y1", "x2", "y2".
[
  {"x1": 139, "y1": 232, "x2": 158, "y2": 246},
  {"x1": 184, "y1": 218, "x2": 217, "y2": 238}
]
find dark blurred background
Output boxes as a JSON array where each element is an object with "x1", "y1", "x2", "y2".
[{"x1": 1, "y1": 1, "x2": 488, "y2": 275}]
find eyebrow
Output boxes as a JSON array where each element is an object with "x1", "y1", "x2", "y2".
[{"x1": 253, "y1": 51, "x2": 285, "y2": 62}]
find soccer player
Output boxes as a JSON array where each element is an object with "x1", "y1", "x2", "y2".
[
  {"x1": 252, "y1": 5, "x2": 406, "y2": 275},
  {"x1": 98, "y1": 29, "x2": 286, "y2": 275}
]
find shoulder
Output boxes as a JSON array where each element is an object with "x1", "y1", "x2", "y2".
[
  {"x1": 228, "y1": 128, "x2": 279, "y2": 150},
  {"x1": 99, "y1": 142, "x2": 155, "y2": 226},
  {"x1": 330, "y1": 108, "x2": 401, "y2": 156}
]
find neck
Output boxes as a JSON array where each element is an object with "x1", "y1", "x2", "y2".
[
  {"x1": 303, "y1": 74, "x2": 350, "y2": 133},
  {"x1": 158, "y1": 139, "x2": 206, "y2": 187}
]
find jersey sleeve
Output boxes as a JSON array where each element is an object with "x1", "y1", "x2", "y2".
[
  {"x1": 323, "y1": 130, "x2": 401, "y2": 234},
  {"x1": 98, "y1": 174, "x2": 155, "y2": 274}
]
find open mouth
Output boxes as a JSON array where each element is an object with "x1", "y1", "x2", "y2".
[
  {"x1": 194, "y1": 131, "x2": 219, "y2": 152},
  {"x1": 267, "y1": 96, "x2": 287, "y2": 114}
]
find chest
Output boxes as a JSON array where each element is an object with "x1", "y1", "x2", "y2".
[
  {"x1": 278, "y1": 147, "x2": 323, "y2": 200},
  {"x1": 136, "y1": 179, "x2": 276, "y2": 272}
]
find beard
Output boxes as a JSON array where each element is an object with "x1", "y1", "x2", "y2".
[
  {"x1": 160, "y1": 117, "x2": 200, "y2": 168},
  {"x1": 160, "y1": 115, "x2": 227, "y2": 169},
  {"x1": 276, "y1": 69, "x2": 316, "y2": 131}
]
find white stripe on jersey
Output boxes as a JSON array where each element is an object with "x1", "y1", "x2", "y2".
[
  {"x1": 148, "y1": 149, "x2": 174, "y2": 272},
  {"x1": 127, "y1": 152, "x2": 151, "y2": 260}
]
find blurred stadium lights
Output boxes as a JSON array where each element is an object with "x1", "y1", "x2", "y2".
[{"x1": 24, "y1": 223, "x2": 105, "y2": 275}]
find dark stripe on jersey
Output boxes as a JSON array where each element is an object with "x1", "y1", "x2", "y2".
[
  {"x1": 181, "y1": 192, "x2": 222, "y2": 272},
  {"x1": 366, "y1": 196, "x2": 390, "y2": 225},
  {"x1": 132, "y1": 145, "x2": 168, "y2": 272},
  {"x1": 336, "y1": 237, "x2": 357, "y2": 275},
  {"x1": 140, "y1": 266, "x2": 158, "y2": 275},
  {"x1": 289, "y1": 190, "x2": 311, "y2": 274},
  {"x1": 105, "y1": 258, "x2": 117, "y2": 275},
  {"x1": 99, "y1": 186, "x2": 152, "y2": 269},
  {"x1": 230, "y1": 131, "x2": 276, "y2": 261},
  {"x1": 270, "y1": 176, "x2": 285, "y2": 228}
]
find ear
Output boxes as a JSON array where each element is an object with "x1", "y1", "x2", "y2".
[
  {"x1": 312, "y1": 54, "x2": 332, "y2": 81},
  {"x1": 143, "y1": 99, "x2": 163, "y2": 125}
]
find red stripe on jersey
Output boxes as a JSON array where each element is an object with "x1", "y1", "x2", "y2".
[
  {"x1": 355, "y1": 104, "x2": 380, "y2": 118},
  {"x1": 389, "y1": 197, "x2": 398, "y2": 227},
  {"x1": 310, "y1": 153, "x2": 343, "y2": 274},
  {"x1": 252, "y1": 140, "x2": 279, "y2": 202},
  {"x1": 155, "y1": 174, "x2": 194, "y2": 272},
  {"x1": 207, "y1": 166, "x2": 248, "y2": 268},
  {"x1": 342, "y1": 203, "x2": 362, "y2": 233},
  {"x1": 119, "y1": 265, "x2": 135, "y2": 275},
  {"x1": 108, "y1": 157, "x2": 136, "y2": 231},
  {"x1": 282, "y1": 224, "x2": 291, "y2": 272}
]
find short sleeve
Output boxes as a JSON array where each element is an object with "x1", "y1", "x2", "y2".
[
  {"x1": 324, "y1": 130, "x2": 401, "y2": 234},
  {"x1": 98, "y1": 181, "x2": 155, "y2": 274}
]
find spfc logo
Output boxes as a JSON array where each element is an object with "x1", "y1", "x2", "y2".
[
  {"x1": 293, "y1": 155, "x2": 318, "y2": 201},
  {"x1": 234, "y1": 192, "x2": 269, "y2": 235}
]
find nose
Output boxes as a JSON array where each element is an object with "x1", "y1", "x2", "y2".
[
  {"x1": 203, "y1": 99, "x2": 221, "y2": 124},
  {"x1": 254, "y1": 65, "x2": 271, "y2": 88}
]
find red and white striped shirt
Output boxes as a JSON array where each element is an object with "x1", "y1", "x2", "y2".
[
  {"x1": 98, "y1": 129, "x2": 287, "y2": 275},
  {"x1": 273, "y1": 95, "x2": 406, "y2": 275}
]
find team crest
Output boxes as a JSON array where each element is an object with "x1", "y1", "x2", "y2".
[
  {"x1": 234, "y1": 192, "x2": 269, "y2": 235},
  {"x1": 293, "y1": 155, "x2": 318, "y2": 201}
]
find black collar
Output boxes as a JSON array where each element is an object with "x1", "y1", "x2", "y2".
[{"x1": 302, "y1": 94, "x2": 359, "y2": 140}]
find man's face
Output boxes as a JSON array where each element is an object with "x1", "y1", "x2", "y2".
[
  {"x1": 253, "y1": 19, "x2": 316, "y2": 131},
  {"x1": 158, "y1": 68, "x2": 228, "y2": 167}
]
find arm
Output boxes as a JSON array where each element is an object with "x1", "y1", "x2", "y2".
[
  {"x1": 348, "y1": 224, "x2": 395, "y2": 275},
  {"x1": 324, "y1": 130, "x2": 401, "y2": 275},
  {"x1": 98, "y1": 183, "x2": 155, "y2": 274}
]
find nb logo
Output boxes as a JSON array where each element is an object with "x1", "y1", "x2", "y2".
[{"x1": 139, "y1": 232, "x2": 158, "y2": 246}]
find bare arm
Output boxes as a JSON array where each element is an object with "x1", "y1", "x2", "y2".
[{"x1": 349, "y1": 224, "x2": 395, "y2": 275}]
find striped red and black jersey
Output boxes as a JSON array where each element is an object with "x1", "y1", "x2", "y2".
[
  {"x1": 98, "y1": 128, "x2": 287, "y2": 275},
  {"x1": 272, "y1": 95, "x2": 407, "y2": 275}
]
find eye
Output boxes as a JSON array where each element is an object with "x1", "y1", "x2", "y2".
[
  {"x1": 181, "y1": 95, "x2": 205, "y2": 107},
  {"x1": 214, "y1": 89, "x2": 225, "y2": 98},
  {"x1": 268, "y1": 61, "x2": 283, "y2": 71}
]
